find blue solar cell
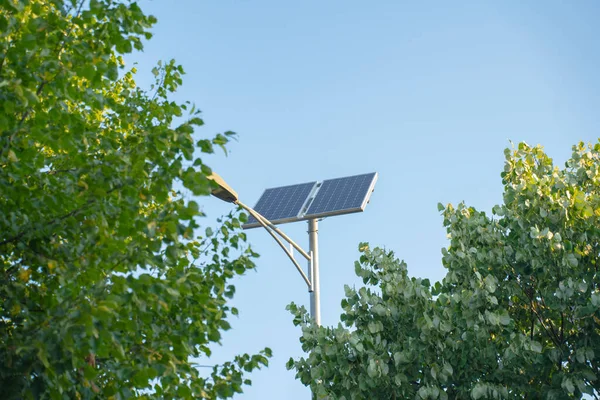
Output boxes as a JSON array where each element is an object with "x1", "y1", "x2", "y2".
[
  {"x1": 244, "y1": 181, "x2": 316, "y2": 227},
  {"x1": 305, "y1": 173, "x2": 376, "y2": 218}
]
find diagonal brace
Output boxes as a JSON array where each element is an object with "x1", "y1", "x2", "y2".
[{"x1": 236, "y1": 201, "x2": 313, "y2": 291}]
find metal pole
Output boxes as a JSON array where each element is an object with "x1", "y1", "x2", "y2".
[{"x1": 308, "y1": 219, "x2": 321, "y2": 326}]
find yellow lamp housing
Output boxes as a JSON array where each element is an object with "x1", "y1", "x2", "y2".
[{"x1": 208, "y1": 172, "x2": 238, "y2": 203}]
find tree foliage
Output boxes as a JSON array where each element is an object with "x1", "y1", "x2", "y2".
[
  {"x1": 288, "y1": 142, "x2": 600, "y2": 399},
  {"x1": 1, "y1": 0, "x2": 269, "y2": 398}
]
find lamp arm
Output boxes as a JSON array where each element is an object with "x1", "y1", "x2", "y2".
[
  {"x1": 237, "y1": 201, "x2": 311, "y2": 261},
  {"x1": 236, "y1": 201, "x2": 312, "y2": 290}
]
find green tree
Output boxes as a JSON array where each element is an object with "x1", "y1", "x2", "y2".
[
  {"x1": 288, "y1": 142, "x2": 600, "y2": 399},
  {"x1": 0, "y1": 1, "x2": 269, "y2": 398}
]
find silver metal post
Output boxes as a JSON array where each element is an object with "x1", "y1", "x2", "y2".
[{"x1": 308, "y1": 219, "x2": 321, "y2": 326}]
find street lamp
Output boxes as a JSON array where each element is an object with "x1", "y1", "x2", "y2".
[{"x1": 209, "y1": 171, "x2": 377, "y2": 400}]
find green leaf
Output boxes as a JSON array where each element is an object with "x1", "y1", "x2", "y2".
[
  {"x1": 472, "y1": 384, "x2": 487, "y2": 399},
  {"x1": 286, "y1": 358, "x2": 295, "y2": 370},
  {"x1": 562, "y1": 378, "x2": 575, "y2": 394},
  {"x1": 7, "y1": 149, "x2": 18, "y2": 162},
  {"x1": 498, "y1": 311, "x2": 511, "y2": 326}
]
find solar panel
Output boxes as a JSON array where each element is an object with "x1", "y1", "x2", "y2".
[
  {"x1": 244, "y1": 181, "x2": 316, "y2": 228},
  {"x1": 242, "y1": 172, "x2": 377, "y2": 229},
  {"x1": 305, "y1": 173, "x2": 377, "y2": 219}
]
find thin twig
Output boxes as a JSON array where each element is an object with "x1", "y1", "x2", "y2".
[{"x1": 0, "y1": 52, "x2": 6, "y2": 76}]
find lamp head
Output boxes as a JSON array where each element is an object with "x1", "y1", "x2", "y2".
[{"x1": 208, "y1": 172, "x2": 239, "y2": 203}]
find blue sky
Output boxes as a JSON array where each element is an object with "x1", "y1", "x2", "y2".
[{"x1": 129, "y1": 1, "x2": 599, "y2": 398}]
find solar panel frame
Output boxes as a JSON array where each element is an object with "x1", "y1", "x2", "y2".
[
  {"x1": 242, "y1": 181, "x2": 316, "y2": 229},
  {"x1": 304, "y1": 172, "x2": 378, "y2": 220}
]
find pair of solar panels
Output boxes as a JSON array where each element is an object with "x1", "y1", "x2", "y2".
[{"x1": 243, "y1": 172, "x2": 378, "y2": 229}]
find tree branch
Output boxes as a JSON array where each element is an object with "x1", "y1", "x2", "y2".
[
  {"x1": 520, "y1": 283, "x2": 563, "y2": 350},
  {"x1": 530, "y1": 308, "x2": 534, "y2": 340},
  {"x1": 0, "y1": 183, "x2": 124, "y2": 247}
]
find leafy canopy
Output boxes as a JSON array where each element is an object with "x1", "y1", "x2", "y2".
[
  {"x1": 1, "y1": 0, "x2": 269, "y2": 398},
  {"x1": 288, "y1": 142, "x2": 600, "y2": 399}
]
